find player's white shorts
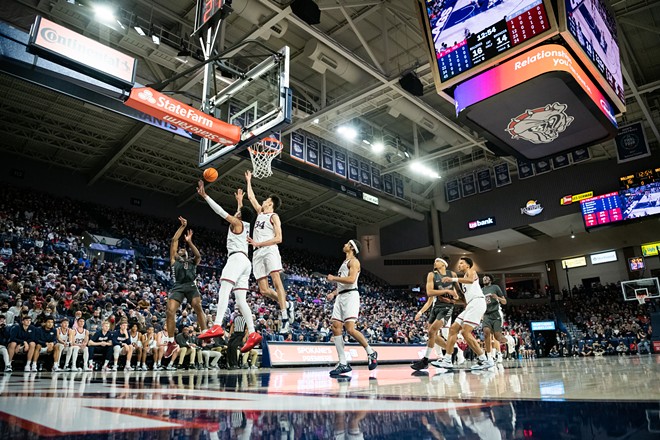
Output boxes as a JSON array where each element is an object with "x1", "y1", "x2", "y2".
[
  {"x1": 331, "y1": 290, "x2": 360, "y2": 323},
  {"x1": 455, "y1": 296, "x2": 487, "y2": 328},
  {"x1": 252, "y1": 246, "x2": 282, "y2": 280},
  {"x1": 221, "y1": 252, "x2": 252, "y2": 289}
]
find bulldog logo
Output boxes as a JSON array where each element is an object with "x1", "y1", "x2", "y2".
[{"x1": 506, "y1": 102, "x2": 574, "y2": 144}]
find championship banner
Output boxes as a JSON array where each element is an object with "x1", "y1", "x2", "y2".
[
  {"x1": 383, "y1": 174, "x2": 394, "y2": 195},
  {"x1": 552, "y1": 153, "x2": 570, "y2": 169},
  {"x1": 534, "y1": 158, "x2": 552, "y2": 174},
  {"x1": 571, "y1": 148, "x2": 591, "y2": 163},
  {"x1": 517, "y1": 158, "x2": 535, "y2": 179},
  {"x1": 476, "y1": 169, "x2": 493, "y2": 193},
  {"x1": 334, "y1": 149, "x2": 347, "y2": 178},
  {"x1": 360, "y1": 162, "x2": 371, "y2": 186},
  {"x1": 371, "y1": 166, "x2": 382, "y2": 191},
  {"x1": 321, "y1": 144, "x2": 334, "y2": 172},
  {"x1": 290, "y1": 132, "x2": 305, "y2": 161},
  {"x1": 124, "y1": 87, "x2": 240, "y2": 145},
  {"x1": 305, "y1": 137, "x2": 319, "y2": 167},
  {"x1": 461, "y1": 173, "x2": 476, "y2": 197},
  {"x1": 394, "y1": 174, "x2": 405, "y2": 199},
  {"x1": 446, "y1": 178, "x2": 461, "y2": 202},
  {"x1": 493, "y1": 163, "x2": 511, "y2": 187},
  {"x1": 348, "y1": 157, "x2": 360, "y2": 182},
  {"x1": 615, "y1": 122, "x2": 650, "y2": 163}
]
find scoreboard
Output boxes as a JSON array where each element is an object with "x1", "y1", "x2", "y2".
[
  {"x1": 580, "y1": 192, "x2": 623, "y2": 228},
  {"x1": 619, "y1": 167, "x2": 660, "y2": 189},
  {"x1": 421, "y1": 0, "x2": 555, "y2": 85}
]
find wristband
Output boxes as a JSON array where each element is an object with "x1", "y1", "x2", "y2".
[{"x1": 452, "y1": 278, "x2": 458, "y2": 282}]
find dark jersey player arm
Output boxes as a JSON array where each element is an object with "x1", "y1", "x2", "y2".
[
  {"x1": 425, "y1": 272, "x2": 454, "y2": 301},
  {"x1": 170, "y1": 217, "x2": 187, "y2": 265}
]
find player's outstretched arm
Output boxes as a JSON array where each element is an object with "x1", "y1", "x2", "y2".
[
  {"x1": 170, "y1": 216, "x2": 187, "y2": 264},
  {"x1": 442, "y1": 268, "x2": 478, "y2": 285},
  {"x1": 496, "y1": 285, "x2": 507, "y2": 305},
  {"x1": 185, "y1": 230, "x2": 202, "y2": 265},
  {"x1": 426, "y1": 272, "x2": 455, "y2": 301},
  {"x1": 244, "y1": 171, "x2": 262, "y2": 214},
  {"x1": 415, "y1": 296, "x2": 433, "y2": 321},
  {"x1": 198, "y1": 181, "x2": 243, "y2": 232}
]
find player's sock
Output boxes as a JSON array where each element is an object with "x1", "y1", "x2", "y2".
[
  {"x1": 434, "y1": 345, "x2": 443, "y2": 357},
  {"x1": 280, "y1": 309, "x2": 288, "y2": 323},
  {"x1": 235, "y1": 289, "x2": 256, "y2": 333},
  {"x1": 443, "y1": 353, "x2": 452, "y2": 363},
  {"x1": 334, "y1": 336, "x2": 347, "y2": 364},
  {"x1": 478, "y1": 353, "x2": 488, "y2": 362},
  {"x1": 425, "y1": 347, "x2": 433, "y2": 358},
  {"x1": 365, "y1": 346, "x2": 374, "y2": 355}
]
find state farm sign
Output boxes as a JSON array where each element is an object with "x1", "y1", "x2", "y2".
[
  {"x1": 124, "y1": 87, "x2": 241, "y2": 145},
  {"x1": 28, "y1": 16, "x2": 136, "y2": 89},
  {"x1": 468, "y1": 217, "x2": 496, "y2": 230}
]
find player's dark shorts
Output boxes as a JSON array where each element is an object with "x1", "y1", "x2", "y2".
[
  {"x1": 428, "y1": 305, "x2": 453, "y2": 325},
  {"x1": 168, "y1": 283, "x2": 201, "y2": 303},
  {"x1": 482, "y1": 312, "x2": 503, "y2": 332}
]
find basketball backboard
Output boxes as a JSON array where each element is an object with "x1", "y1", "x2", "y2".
[
  {"x1": 621, "y1": 278, "x2": 660, "y2": 303},
  {"x1": 198, "y1": 45, "x2": 291, "y2": 167}
]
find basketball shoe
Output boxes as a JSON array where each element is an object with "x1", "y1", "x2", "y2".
[
  {"x1": 198, "y1": 324, "x2": 224, "y2": 339},
  {"x1": 241, "y1": 332, "x2": 263, "y2": 353}
]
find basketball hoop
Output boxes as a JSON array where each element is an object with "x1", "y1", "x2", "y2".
[
  {"x1": 248, "y1": 137, "x2": 283, "y2": 179},
  {"x1": 636, "y1": 293, "x2": 648, "y2": 305}
]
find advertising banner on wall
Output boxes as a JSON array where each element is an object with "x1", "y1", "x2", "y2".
[
  {"x1": 446, "y1": 179, "x2": 461, "y2": 202},
  {"x1": 493, "y1": 163, "x2": 512, "y2": 187},
  {"x1": 615, "y1": 122, "x2": 650, "y2": 163},
  {"x1": 476, "y1": 169, "x2": 493, "y2": 193},
  {"x1": 461, "y1": 173, "x2": 477, "y2": 197}
]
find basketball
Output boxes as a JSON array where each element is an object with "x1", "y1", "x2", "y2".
[{"x1": 203, "y1": 168, "x2": 218, "y2": 182}]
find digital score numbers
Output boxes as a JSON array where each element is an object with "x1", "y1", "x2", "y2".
[
  {"x1": 580, "y1": 192, "x2": 623, "y2": 228},
  {"x1": 619, "y1": 167, "x2": 660, "y2": 189},
  {"x1": 194, "y1": 0, "x2": 224, "y2": 37},
  {"x1": 436, "y1": 0, "x2": 551, "y2": 82}
]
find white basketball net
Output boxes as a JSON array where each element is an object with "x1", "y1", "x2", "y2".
[
  {"x1": 248, "y1": 137, "x2": 283, "y2": 179},
  {"x1": 636, "y1": 294, "x2": 648, "y2": 305}
]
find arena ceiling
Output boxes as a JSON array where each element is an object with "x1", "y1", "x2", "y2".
[{"x1": 0, "y1": 0, "x2": 659, "y2": 245}]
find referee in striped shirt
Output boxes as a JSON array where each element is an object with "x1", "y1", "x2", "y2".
[{"x1": 227, "y1": 310, "x2": 246, "y2": 369}]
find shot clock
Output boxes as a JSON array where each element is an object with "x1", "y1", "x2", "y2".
[{"x1": 194, "y1": 0, "x2": 228, "y2": 37}]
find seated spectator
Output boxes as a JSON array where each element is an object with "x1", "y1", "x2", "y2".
[
  {"x1": 0, "y1": 315, "x2": 9, "y2": 371},
  {"x1": 638, "y1": 337, "x2": 651, "y2": 355},
  {"x1": 138, "y1": 326, "x2": 157, "y2": 370},
  {"x1": 128, "y1": 323, "x2": 143, "y2": 369},
  {"x1": 8, "y1": 315, "x2": 37, "y2": 372},
  {"x1": 200, "y1": 337, "x2": 223, "y2": 370},
  {"x1": 548, "y1": 345, "x2": 560, "y2": 358},
  {"x1": 89, "y1": 321, "x2": 114, "y2": 371},
  {"x1": 175, "y1": 327, "x2": 201, "y2": 370},
  {"x1": 593, "y1": 343, "x2": 604, "y2": 357},
  {"x1": 605, "y1": 342, "x2": 616, "y2": 356},
  {"x1": 616, "y1": 341, "x2": 628, "y2": 356},
  {"x1": 111, "y1": 320, "x2": 134, "y2": 371},
  {"x1": 69, "y1": 317, "x2": 92, "y2": 371},
  {"x1": 35, "y1": 316, "x2": 59, "y2": 371},
  {"x1": 580, "y1": 344, "x2": 594, "y2": 357},
  {"x1": 629, "y1": 341, "x2": 638, "y2": 355},
  {"x1": 156, "y1": 328, "x2": 178, "y2": 370}
]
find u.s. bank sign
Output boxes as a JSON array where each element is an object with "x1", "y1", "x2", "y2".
[{"x1": 468, "y1": 217, "x2": 496, "y2": 230}]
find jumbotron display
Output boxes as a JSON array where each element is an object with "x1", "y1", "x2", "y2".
[
  {"x1": 580, "y1": 181, "x2": 660, "y2": 230},
  {"x1": 421, "y1": 0, "x2": 553, "y2": 84},
  {"x1": 580, "y1": 191, "x2": 623, "y2": 228}
]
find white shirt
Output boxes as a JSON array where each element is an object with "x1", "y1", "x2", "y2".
[
  {"x1": 336, "y1": 258, "x2": 359, "y2": 293},
  {"x1": 462, "y1": 276, "x2": 484, "y2": 302},
  {"x1": 227, "y1": 221, "x2": 250, "y2": 255},
  {"x1": 253, "y1": 213, "x2": 276, "y2": 246}
]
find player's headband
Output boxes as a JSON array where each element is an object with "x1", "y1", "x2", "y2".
[
  {"x1": 349, "y1": 239, "x2": 359, "y2": 254},
  {"x1": 435, "y1": 258, "x2": 448, "y2": 267}
]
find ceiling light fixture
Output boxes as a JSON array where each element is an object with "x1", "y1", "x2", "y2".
[
  {"x1": 134, "y1": 25, "x2": 146, "y2": 36},
  {"x1": 497, "y1": 241, "x2": 502, "y2": 253},
  {"x1": 93, "y1": 4, "x2": 115, "y2": 23},
  {"x1": 371, "y1": 142, "x2": 385, "y2": 153},
  {"x1": 409, "y1": 161, "x2": 440, "y2": 179},
  {"x1": 337, "y1": 125, "x2": 357, "y2": 139},
  {"x1": 571, "y1": 228, "x2": 575, "y2": 239}
]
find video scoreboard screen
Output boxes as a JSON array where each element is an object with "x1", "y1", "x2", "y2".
[
  {"x1": 580, "y1": 191, "x2": 623, "y2": 228},
  {"x1": 563, "y1": 0, "x2": 624, "y2": 111},
  {"x1": 420, "y1": 0, "x2": 554, "y2": 87},
  {"x1": 620, "y1": 167, "x2": 660, "y2": 189}
]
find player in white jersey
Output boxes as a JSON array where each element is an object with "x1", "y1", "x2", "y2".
[
  {"x1": 67, "y1": 317, "x2": 91, "y2": 371},
  {"x1": 197, "y1": 181, "x2": 263, "y2": 353},
  {"x1": 436, "y1": 256, "x2": 494, "y2": 370},
  {"x1": 326, "y1": 239, "x2": 378, "y2": 376},
  {"x1": 245, "y1": 170, "x2": 293, "y2": 333}
]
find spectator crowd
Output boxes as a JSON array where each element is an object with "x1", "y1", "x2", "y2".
[{"x1": 0, "y1": 185, "x2": 654, "y2": 371}]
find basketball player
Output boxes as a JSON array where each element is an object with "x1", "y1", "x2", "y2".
[
  {"x1": 436, "y1": 257, "x2": 493, "y2": 370},
  {"x1": 163, "y1": 217, "x2": 208, "y2": 358},
  {"x1": 326, "y1": 239, "x2": 378, "y2": 376},
  {"x1": 67, "y1": 317, "x2": 91, "y2": 371},
  {"x1": 482, "y1": 274, "x2": 507, "y2": 363},
  {"x1": 244, "y1": 170, "x2": 294, "y2": 333},
  {"x1": 411, "y1": 257, "x2": 459, "y2": 370},
  {"x1": 196, "y1": 182, "x2": 262, "y2": 353}
]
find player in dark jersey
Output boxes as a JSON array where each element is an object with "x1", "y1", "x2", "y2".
[
  {"x1": 163, "y1": 217, "x2": 208, "y2": 358},
  {"x1": 411, "y1": 257, "x2": 460, "y2": 370},
  {"x1": 482, "y1": 274, "x2": 507, "y2": 363}
]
